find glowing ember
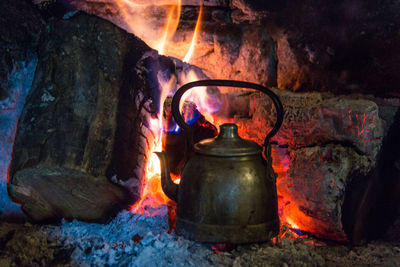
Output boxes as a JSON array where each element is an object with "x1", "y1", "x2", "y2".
[{"x1": 286, "y1": 217, "x2": 300, "y2": 230}]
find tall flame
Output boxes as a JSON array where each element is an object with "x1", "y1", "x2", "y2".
[
  {"x1": 183, "y1": 6, "x2": 203, "y2": 63},
  {"x1": 125, "y1": 3, "x2": 210, "y2": 214},
  {"x1": 130, "y1": 76, "x2": 173, "y2": 214},
  {"x1": 157, "y1": 1, "x2": 182, "y2": 55}
]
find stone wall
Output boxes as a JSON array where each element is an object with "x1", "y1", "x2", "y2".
[
  {"x1": 64, "y1": 0, "x2": 400, "y2": 96},
  {"x1": 218, "y1": 89, "x2": 400, "y2": 242}
]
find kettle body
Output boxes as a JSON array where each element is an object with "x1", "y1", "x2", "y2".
[{"x1": 156, "y1": 80, "x2": 284, "y2": 243}]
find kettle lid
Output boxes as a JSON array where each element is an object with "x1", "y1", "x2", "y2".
[{"x1": 194, "y1": 123, "x2": 262, "y2": 156}]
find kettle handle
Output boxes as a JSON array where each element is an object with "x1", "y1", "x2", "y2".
[{"x1": 171, "y1": 80, "x2": 284, "y2": 144}]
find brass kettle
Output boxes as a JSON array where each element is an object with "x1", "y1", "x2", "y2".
[{"x1": 156, "y1": 80, "x2": 284, "y2": 243}]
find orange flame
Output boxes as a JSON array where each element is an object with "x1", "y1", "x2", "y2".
[
  {"x1": 131, "y1": 69, "x2": 216, "y2": 214},
  {"x1": 123, "y1": 2, "x2": 218, "y2": 214},
  {"x1": 286, "y1": 217, "x2": 300, "y2": 229},
  {"x1": 157, "y1": 0, "x2": 182, "y2": 55},
  {"x1": 183, "y1": 6, "x2": 203, "y2": 62}
]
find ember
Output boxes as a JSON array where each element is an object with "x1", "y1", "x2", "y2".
[{"x1": 211, "y1": 243, "x2": 237, "y2": 254}]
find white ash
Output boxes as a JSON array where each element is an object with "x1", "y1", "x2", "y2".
[
  {"x1": 45, "y1": 205, "x2": 215, "y2": 267},
  {"x1": 1, "y1": 207, "x2": 400, "y2": 266},
  {"x1": 41, "y1": 205, "x2": 327, "y2": 267}
]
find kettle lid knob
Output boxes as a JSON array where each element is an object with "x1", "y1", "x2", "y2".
[
  {"x1": 218, "y1": 123, "x2": 239, "y2": 139},
  {"x1": 194, "y1": 123, "x2": 262, "y2": 157}
]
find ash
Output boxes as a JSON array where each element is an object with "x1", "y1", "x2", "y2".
[
  {"x1": 1, "y1": 205, "x2": 400, "y2": 267},
  {"x1": 46, "y1": 205, "x2": 214, "y2": 267}
]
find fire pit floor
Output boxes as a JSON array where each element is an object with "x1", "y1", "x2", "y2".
[{"x1": 0, "y1": 206, "x2": 399, "y2": 267}]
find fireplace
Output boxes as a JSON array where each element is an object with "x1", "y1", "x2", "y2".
[{"x1": 0, "y1": 0, "x2": 399, "y2": 265}]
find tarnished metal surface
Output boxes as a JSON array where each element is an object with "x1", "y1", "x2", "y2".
[
  {"x1": 194, "y1": 124, "x2": 262, "y2": 156},
  {"x1": 157, "y1": 125, "x2": 280, "y2": 243},
  {"x1": 176, "y1": 150, "x2": 279, "y2": 243}
]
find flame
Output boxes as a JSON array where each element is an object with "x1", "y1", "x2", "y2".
[
  {"x1": 112, "y1": 0, "x2": 154, "y2": 42},
  {"x1": 183, "y1": 6, "x2": 203, "y2": 62},
  {"x1": 125, "y1": 3, "x2": 216, "y2": 213},
  {"x1": 180, "y1": 69, "x2": 220, "y2": 124},
  {"x1": 103, "y1": 0, "x2": 202, "y2": 61},
  {"x1": 286, "y1": 217, "x2": 300, "y2": 230},
  {"x1": 132, "y1": 67, "x2": 219, "y2": 214},
  {"x1": 109, "y1": 0, "x2": 183, "y2": 56},
  {"x1": 157, "y1": 1, "x2": 181, "y2": 55}
]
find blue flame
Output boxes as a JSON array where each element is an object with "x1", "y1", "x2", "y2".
[{"x1": 167, "y1": 109, "x2": 201, "y2": 133}]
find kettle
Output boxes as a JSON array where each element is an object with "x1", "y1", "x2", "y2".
[{"x1": 156, "y1": 80, "x2": 284, "y2": 243}]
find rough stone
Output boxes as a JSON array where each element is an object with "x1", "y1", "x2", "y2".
[
  {"x1": 67, "y1": 0, "x2": 400, "y2": 96},
  {"x1": 0, "y1": 0, "x2": 44, "y2": 219},
  {"x1": 0, "y1": 0, "x2": 43, "y2": 105},
  {"x1": 7, "y1": 12, "x2": 167, "y2": 222},
  {"x1": 219, "y1": 89, "x2": 400, "y2": 241},
  {"x1": 266, "y1": 0, "x2": 400, "y2": 96},
  {"x1": 67, "y1": 0, "x2": 278, "y2": 87},
  {"x1": 244, "y1": 90, "x2": 387, "y2": 160}
]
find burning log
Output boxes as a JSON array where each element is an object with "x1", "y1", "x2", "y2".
[{"x1": 7, "y1": 12, "x2": 172, "y2": 222}]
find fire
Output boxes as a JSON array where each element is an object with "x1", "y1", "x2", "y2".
[
  {"x1": 128, "y1": 2, "x2": 208, "y2": 214},
  {"x1": 286, "y1": 217, "x2": 300, "y2": 230},
  {"x1": 183, "y1": 6, "x2": 203, "y2": 63},
  {"x1": 156, "y1": 1, "x2": 181, "y2": 55},
  {"x1": 131, "y1": 66, "x2": 219, "y2": 214},
  {"x1": 112, "y1": 0, "x2": 304, "y2": 239},
  {"x1": 180, "y1": 69, "x2": 220, "y2": 124}
]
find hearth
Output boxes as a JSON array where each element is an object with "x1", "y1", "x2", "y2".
[{"x1": 1, "y1": 0, "x2": 400, "y2": 266}]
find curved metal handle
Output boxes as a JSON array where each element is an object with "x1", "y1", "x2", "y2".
[{"x1": 171, "y1": 80, "x2": 284, "y2": 144}]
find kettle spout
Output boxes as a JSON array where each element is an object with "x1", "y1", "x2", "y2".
[{"x1": 154, "y1": 151, "x2": 178, "y2": 202}]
